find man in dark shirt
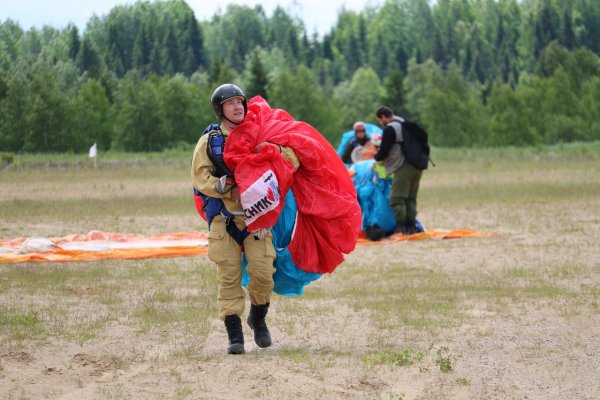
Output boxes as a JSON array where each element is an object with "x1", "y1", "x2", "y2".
[{"x1": 374, "y1": 106, "x2": 423, "y2": 235}]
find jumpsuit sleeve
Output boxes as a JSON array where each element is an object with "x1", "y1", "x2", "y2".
[
  {"x1": 281, "y1": 146, "x2": 300, "y2": 172},
  {"x1": 191, "y1": 134, "x2": 234, "y2": 200}
]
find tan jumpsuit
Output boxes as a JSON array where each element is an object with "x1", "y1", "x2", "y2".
[{"x1": 191, "y1": 125, "x2": 299, "y2": 319}]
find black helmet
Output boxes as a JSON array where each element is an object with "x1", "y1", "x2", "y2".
[{"x1": 211, "y1": 83, "x2": 247, "y2": 119}]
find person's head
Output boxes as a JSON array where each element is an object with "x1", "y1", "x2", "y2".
[
  {"x1": 211, "y1": 83, "x2": 247, "y2": 126},
  {"x1": 375, "y1": 106, "x2": 393, "y2": 126},
  {"x1": 353, "y1": 121, "x2": 366, "y2": 139}
]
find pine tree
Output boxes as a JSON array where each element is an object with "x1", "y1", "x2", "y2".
[
  {"x1": 77, "y1": 36, "x2": 103, "y2": 79},
  {"x1": 67, "y1": 25, "x2": 80, "y2": 61},
  {"x1": 104, "y1": 23, "x2": 126, "y2": 77},
  {"x1": 184, "y1": 14, "x2": 205, "y2": 74},
  {"x1": 246, "y1": 51, "x2": 269, "y2": 100},
  {"x1": 382, "y1": 70, "x2": 405, "y2": 116},
  {"x1": 132, "y1": 23, "x2": 152, "y2": 74},
  {"x1": 560, "y1": 7, "x2": 576, "y2": 50},
  {"x1": 534, "y1": 0, "x2": 560, "y2": 58},
  {"x1": 161, "y1": 24, "x2": 180, "y2": 75}
]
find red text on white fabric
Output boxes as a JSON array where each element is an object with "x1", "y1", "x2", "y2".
[{"x1": 242, "y1": 170, "x2": 281, "y2": 225}]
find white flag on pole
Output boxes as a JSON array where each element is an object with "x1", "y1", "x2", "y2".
[{"x1": 89, "y1": 143, "x2": 97, "y2": 158}]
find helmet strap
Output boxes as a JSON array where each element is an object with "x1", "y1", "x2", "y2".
[{"x1": 222, "y1": 115, "x2": 238, "y2": 128}]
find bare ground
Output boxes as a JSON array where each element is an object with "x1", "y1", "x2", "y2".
[{"x1": 1, "y1": 158, "x2": 599, "y2": 399}]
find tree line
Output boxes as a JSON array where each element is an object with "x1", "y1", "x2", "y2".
[{"x1": 1, "y1": 0, "x2": 600, "y2": 153}]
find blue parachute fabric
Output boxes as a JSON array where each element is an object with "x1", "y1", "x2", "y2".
[
  {"x1": 336, "y1": 131, "x2": 357, "y2": 158},
  {"x1": 351, "y1": 159, "x2": 396, "y2": 234},
  {"x1": 336, "y1": 123, "x2": 383, "y2": 158},
  {"x1": 242, "y1": 190, "x2": 322, "y2": 296},
  {"x1": 271, "y1": 190, "x2": 296, "y2": 248}
]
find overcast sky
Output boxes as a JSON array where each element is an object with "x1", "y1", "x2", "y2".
[{"x1": 2, "y1": 0, "x2": 383, "y2": 37}]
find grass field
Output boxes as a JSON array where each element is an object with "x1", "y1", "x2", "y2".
[{"x1": 1, "y1": 144, "x2": 599, "y2": 399}]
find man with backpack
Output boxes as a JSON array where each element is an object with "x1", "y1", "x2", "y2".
[{"x1": 374, "y1": 106, "x2": 429, "y2": 235}]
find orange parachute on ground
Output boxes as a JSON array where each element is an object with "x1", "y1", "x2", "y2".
[
  {"x1": 0, "y1": 231, "x2": 208, "y2": 263},
  {"x1": 0, "y1": 229, "x2": 494, "y2": 265}
]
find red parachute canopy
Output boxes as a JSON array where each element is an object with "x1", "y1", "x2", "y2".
[{"x1": 225, "y1": 96, "x2": 361, "y2": 274}]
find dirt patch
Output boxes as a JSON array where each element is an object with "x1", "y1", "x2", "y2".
[
  {"x1": 1, "y1": 156, "x2": 599, "y2": 399},
  {"x1": 2, "y1": 229, "x2": 599, "y2": 400}
]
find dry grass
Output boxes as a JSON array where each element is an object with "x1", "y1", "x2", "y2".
[{"x1": 1, "y1": 147, "x2": 600, "y2": 399}]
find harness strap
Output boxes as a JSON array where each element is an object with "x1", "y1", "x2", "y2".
[
  {"x1": 206, "y1": 128, "x2": 233, "y2": 178},
  {"x1": 224, "y1": 216, "x2": 250, "y2": 246},
  {"x1": 194, "y1": 124, "x2": 249, "y2": 246},
  {"x1": 194, "y1": 189, "x2": 250, "y2": 247}
]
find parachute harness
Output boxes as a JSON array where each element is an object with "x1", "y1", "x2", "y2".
[{"x1": 194, "y1": 125, "x2": 249, "y2": 247}]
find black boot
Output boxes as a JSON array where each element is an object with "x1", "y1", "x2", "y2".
[
  {"x1": 395, "y1": 221, "x2": 408, "y2": 235},
  {"x1": 247, "y1": 303, "x2": 272, "y2": 348},
  {"x1": 405, "y1": 220, "x2": 418, "y2": 235},
  {"x1": 365, "y1": 224, "x2": 385, "y2": 241},
  {"x1": 224, "y1": 314, "x2": 245, "y2": 354}
]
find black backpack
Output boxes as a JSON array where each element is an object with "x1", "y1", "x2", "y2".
[{"x1": 400, "y1": 119, "x2": 432, "y2": 170}]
